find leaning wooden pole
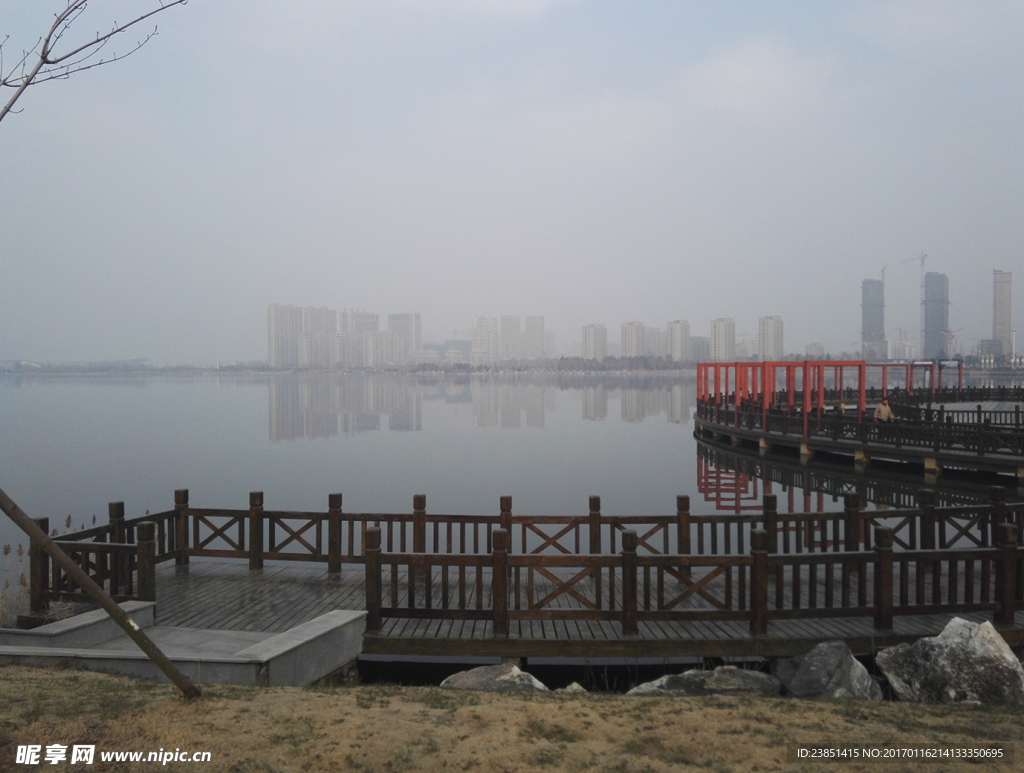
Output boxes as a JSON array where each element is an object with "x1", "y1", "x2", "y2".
[{"x1": 0, "y1": 487, "x2": 202, "y2": 700}]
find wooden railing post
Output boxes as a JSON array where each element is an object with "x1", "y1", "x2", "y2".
[
  {"x1": 622, "y1": 530, "x2": 638, "y2": 637},
  {"x1": 499, "y1": 496, "x2": 512, "y2": 548},
  {"x1": 989, "y1": 486, "x2": 1006, "y2": 548},
  {"x1": 874, "y1": 527, "x2": 894, "y2": 630},
  {"x1": 174, "y1": 489, "x2": 189, "y2": 565},
  {"x1": 364, "y1": 527, "x2": 382, "y2": 632},
  {"x1": 750, "y1": 529, "x2": 768, "y2": 636},
  {"x1": 762, "y1": 494, "x2": 778, "y2": 554},
  {"x1": 249, "y1": 491, "x2": 264, "y2": 570},
  {"x1": 136, "y1": 522, "x2": 156, "y2": 602},
  {"x1": 995, "y1": 523, "x2": 1019, "y2": 627},
  {"x1": 844, "y1": 494, "x2": 861, "y2": 550},
  {"x1": 589, "y1": 496, "x2": 603, "y2": 607},
  {"x1": 413, "y1": 494, "x2": 426, "y2": 553},
  {"x1": 29, "y1": 516, "x2": 49, "y2": 613},
  {"x1": 328, "y1": 493, "x2": 342, "y2": 574},
  {"x1": 589, "y1": 496, "x2": 602, "y2": 554},
  {"x1": 676, "y1": 495, "x2": 690, "y2": 581},
  {"x1": 918, "y1": 489, "x2": 936, "y2": 549},
  {"x1": 109, "y1": 501, "x2": 126, "y2": 595},
  {"x1": 676, "y1": 495, "x2": 690, "y2": 555},
  {"x1": 492, "y1": 529, "x2": 509, "y2": 637}
]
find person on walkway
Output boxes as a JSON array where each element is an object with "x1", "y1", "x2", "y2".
[{"x1": 873, "y1": 398, "x2": 894, "y2": 422}]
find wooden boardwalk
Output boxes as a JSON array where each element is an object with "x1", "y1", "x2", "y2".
[{"x1": 154, "y1": 560, "x2": 1024, "y2": 659}]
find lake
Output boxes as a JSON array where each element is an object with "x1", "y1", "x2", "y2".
[{"x1": 0, "y1": 370, "x2": 1006, "y2": 575}]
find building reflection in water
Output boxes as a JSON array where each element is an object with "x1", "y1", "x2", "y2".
[
  {"x1": 269, "y1": 373, "x2": 421, "y2": 441},
  {"x1": 696, "y1": 441, "x2": 997, "y2": 515},
  {"x1": 269, "y1": 373, "x2": 697, "y2": 442}
]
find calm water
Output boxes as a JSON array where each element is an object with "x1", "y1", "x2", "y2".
[
  {"x1": 0, "y1": 371, "x2": 1007, "y2": 574},
  {"x1": 0, "y1": 373, "x2": 697, "y2": 556}
]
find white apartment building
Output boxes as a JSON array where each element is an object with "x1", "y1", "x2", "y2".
[
  {"x1": 471, "y1": 316, "x2": 499, "y2": 365},
  {"x1": 523, "y1": 316, "x2": 545, "y2": 359},
  {"x1": 582, "y1": 324, "x2": 607, "y2": 360},
  {"x1": 667, "y1": 320, "x2": 690, "y2": 363},
  {"x1": 710, "y1": 318, "x2": 736, "y2": 362},
  {"x1": 499, "y1": 315, "x2": 521, "y2": 360},
  {"x1": 758, "y1": 315, "x2": 784, "y2": 360},
  {"x1": 621, "y1": 321, "x2": 646, "y2": 357}
]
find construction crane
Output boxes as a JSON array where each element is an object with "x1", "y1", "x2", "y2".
[{"x1": 901, "y1": 253, "x2": 927, "y2": 355}]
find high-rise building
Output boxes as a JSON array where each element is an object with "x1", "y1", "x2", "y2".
[
  {"x1": 499, "y1": 315, "x2": 521, "y2": 360},
  {"x1": 340, "y1": 310, "x2": 379, "y2": 334},
  {"x1": 923, "y1": 272, "x2": 950, "y2": 359},
  {"x1": 690, "y1": 336, "x2": 710, "y2": 363},
  {"x1": 388, "y1": 313, "x2": 422, "y2": 362},
  {"x1": 805, "y1": 342, "x2": 825, "y2": 359},
  {"x1": 523, "y1": 316, "x2": 545, "y2": 359},
  {"x1": 544, "y1": 330, "x2": 557, "y2": 358},
  {"x1": 994, "y1": 270, "x2": 1012, "y2": 357},
  {"x1": 582, "y1": 324, "x2": 607, "y2": 360},
  {"x1": 758, "y1": 315, "x2": 784, "y2": 360},
  {"x1": 644, "y1": 326, "x2": 667, "y2": 357},
  {"x1": 710, "y1": 318, "x2": 735, "y2": 362},
  {"x1": 667, "y1": 320, "x2": 690, "y2": 363},
  {"x1": 268, "y1": 304, "x2": 303, "y2": 367},
  {"x1": 621, "y1": 322, "x2": 646, "y2": 357},
  {"x1": 471, "y1": 316, "x2": 499, "y2": 365},
  {"x1": 861, "y1": 279, "x2": 887, "y2": 361}
]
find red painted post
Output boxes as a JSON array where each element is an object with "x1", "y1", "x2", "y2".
[
  {"x1": 714, "y1": 364, "x2": 721, "y2": 404},
  {"x1": 802, "y1": 360, "x2": 811, "y2": 437},
  {"x1": 857, "y1": 363, "x2": 866, "y2": 422},
  {"x1": 816, "y1": 362, "x2": 825, "y2": 419},
  {"x1": 762, "y1": 363, "x2": 770, "y2": 430},
  {"x1": 882, "y1": 363, "x2": 888, "y2": 397},
  {"x1": 906, "y1": 362, "x2": 912, "y2": 391},
  {"x1": 787, "y1": 365, "x2": 795, "y2": 410},
  {"x1": 930, "y1": 361, "x2": 936, "y2": 400}
]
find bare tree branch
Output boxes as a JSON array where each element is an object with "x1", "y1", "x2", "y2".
[{"x1": 0, "y1": 1, "x2": 187, "y2": 125}]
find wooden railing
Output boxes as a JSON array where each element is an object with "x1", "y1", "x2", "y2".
[
  {"x1": 696, "y1": 400, "x2": 1024, "y2": 458},
  {"x1": 31, "y1": 489, "x2": 1024, "y2": 633},
  {"x1": 361, "y1": 490, "x2": 1024, "y2": 638}
]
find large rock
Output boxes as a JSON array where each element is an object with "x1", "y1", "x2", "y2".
[
  {"x1": 876, "y1": 618, "x2": 1024, "y2": 706},
  {"x1": 777, "y1": 640, "x2": 882, "y2": 700},
  {"x1": 440, "y1": 663, "x2": 549, "y2": 692},
  {"x1": 627, "y1": 665, "x2": 780, "y2": 697}
]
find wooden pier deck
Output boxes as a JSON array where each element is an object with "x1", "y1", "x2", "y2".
[{"x1": 153, "y1": 560, "x2": 1024, "y2": 659}]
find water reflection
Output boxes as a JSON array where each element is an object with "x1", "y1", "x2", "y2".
[
  {"x1": 696, "y1": 441, "x2": 1006, "y2": 514},
  {"x1": 268, "y1": 373, "x2": 697, "y2": 441}
]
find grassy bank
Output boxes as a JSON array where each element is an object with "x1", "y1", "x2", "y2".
[{"x1": 0, "y1": 664, "x2": 1021, "y2": 771}]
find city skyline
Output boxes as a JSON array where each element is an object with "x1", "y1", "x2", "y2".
[{"x1": 3, "y1": 3, "x2": 1022, "y2": 366}]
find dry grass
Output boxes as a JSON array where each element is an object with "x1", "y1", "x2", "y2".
[{"x1": 0, "y1": 664, "x2": 1022, "y2": 771}]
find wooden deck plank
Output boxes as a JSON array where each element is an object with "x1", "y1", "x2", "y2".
[{"x1": 150, "y1": 559, "x2": 1024, "y2": 657}]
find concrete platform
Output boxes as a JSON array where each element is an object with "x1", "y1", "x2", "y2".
[{"x1": 0, "y1": 602, "x2": 365, "y2": 686}]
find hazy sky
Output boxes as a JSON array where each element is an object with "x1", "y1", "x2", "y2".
[{"x1": 2, "y1": 1, "x2": 1022, "y2": 364}]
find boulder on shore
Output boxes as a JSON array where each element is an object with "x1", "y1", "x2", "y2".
[
  {"x1": 777, "y1": 640, "x2": 882, "y2": 700},
  {"x1": 440, "y1": 663, "x2": 549, "y2": 692},
  {"x1": 875, "y1": 618, "x2": 1024, "y2": 706},
  {"x1": 627, "y1": 665, "x2": 780, "y2": 697}
]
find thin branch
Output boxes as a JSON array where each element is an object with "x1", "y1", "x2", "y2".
[{"x1": 0, "y1": 0, "x2": 187, "y2": 125}]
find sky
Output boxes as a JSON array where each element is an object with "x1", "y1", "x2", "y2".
[{"x1": 1, "y1": 0, "x2": 1022, "y2": 365}]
